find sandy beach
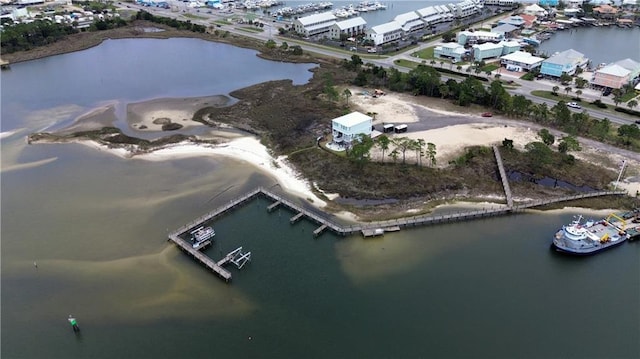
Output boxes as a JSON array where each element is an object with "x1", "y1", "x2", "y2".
[
  {"x1": 127, "y1": 95, "x2": 231, "y2": 131},
  {"x1": 65, "y1": 89, "x2": 640, "y2": 211}
]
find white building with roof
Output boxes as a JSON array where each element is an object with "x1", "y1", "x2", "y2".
[
  {"x1": 329, "y1": 17, "x2": 366, "y2": 39},
  {"x1": 417, "y1": 5, "x2": 454, "y2": 26},
  {"x1": 457, "y1": 30, "x2": 503, "y2": 45},
  {"x1": 292, "y1": 12, "x2": 337, "y2": 38},
  {"x1": 366, "y1": 21, "x2": 403, "y2": 46},
  {"x1": 394, "y1": 11, "x2": 425, "y2": 33},
  {"x1": 485, "y1": 0, "x2": 516, "y2": 5},
  {"x1": 449, "y1": 0, "x2": 478, "y2": 18},
  {"x1": 331, "y1": 112, "x2": 373, "y2": 147},
  {"x1": 434, "y1": 42, "x2": 467, "y2": 62},
  {"x1": 523, "y1": 4, "x2": 548, "y2": 16},
  {"x1": 615, "y1": 58, "x2": 640, "y2": 80},
  {"x1": 501, "y1": 50, "x2": 545, "y2": 71}
]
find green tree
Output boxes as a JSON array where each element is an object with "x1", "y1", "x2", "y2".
[
  {"x1": 627, "y1": 99, "x2": 638, "y2": 111},
  {"x1": 343, "y1": 88, "x2": 352, "y2": 106},
  {"x1": 265, "y1": 39, "x2": 277, "y2": 49},
  {"x1": 537, "y1": 128, "x2": 555, "y2": 146},
  {"x1": 525, "y1": 141, "x2": 554, "y2": 168},
  {"x1": 279, "y1": 41, "x2": 289, "y2": 50},
  {"x1": 552, "y1": 85, "x2": 560, "y2": 95},
  {"x1": 617, "y1": 124, "x2": 640, "y2": 145},
  {"x1": 376, "y1": 135, "x2": 391, "y2": 162},
  {"x1": 558, "y1": 135, "x2": 581, "y2": 153},
  {"x1": 575, "y1": 89, "x2": 582, "y2": 101},
  {"x1": 502, "y1": 138, "x2": 514, "y2": 149},
  {"x1": 426, "y1": 142, "x2": 437, "y2": 166},
  {"x1": 347, "y1": 134, "x2": 374, "y2": 164},
  {"x1": 559, "y1": 73, "x2": 572, "y2": 85},
  {"x1": 564, "y1": 86, "x2": 572, "y2": 97},
  {"x1": 393, "y1": 137, "x2": 413, "y2": 164}
]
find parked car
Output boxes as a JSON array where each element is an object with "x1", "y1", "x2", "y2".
[
  {"x1": 567, "y1": 102, "x2": 581, "y2": 109},
  {"x1": 481, "y1": 112, "x2": 493, "y2": 117},
  {"x1": 602, "y1": 88, "x2": 612, "y2": 96},
  {"x1": 349, "y1": 47, "x2": 357, "y2": 52}
]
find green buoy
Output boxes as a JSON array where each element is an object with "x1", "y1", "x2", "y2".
[{"x1": 68, "y1": 315, "x2": 80, "y2": 332}]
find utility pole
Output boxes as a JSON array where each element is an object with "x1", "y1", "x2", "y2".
[{"x1": 613, "y1": 160, "x2": 627, "y2": 190}]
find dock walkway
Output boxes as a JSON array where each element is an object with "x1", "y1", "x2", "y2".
[{"x1": 167, "y1": 186, "x2": 626, "y2": 280}]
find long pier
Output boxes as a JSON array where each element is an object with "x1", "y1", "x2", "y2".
[
  {"x1": 167, "y1": 186, "x2": 626, "y2": 280},
  {"x1": 493, "y1": 146, "x2": 513, "y2": 208}
]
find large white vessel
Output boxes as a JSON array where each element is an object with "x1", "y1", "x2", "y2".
[{"x1": 551, "y1": 210, "x2": 640, "y2": 255}]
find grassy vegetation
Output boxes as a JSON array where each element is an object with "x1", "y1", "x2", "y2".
[
  {"x1": 393, "y1": 59, "x2": 421, "y2": 69},
  {"x1": 182, "y1": 14, "x2": 207, "y2": 20},
  {"x1": 213, "y1": 20, "x2": 232, "y2": 26},
  {"x1": 411, "y1": 46, "x2": 435, "y2": 60},
  {"x1": 620, "y1": 91, "x2": 638, "y2": 102},
  {"x1": 236, "y1": 27, "x2": 264, "y2": 33},
  {"x1": 480, "y1": 64, "x2": 498, "y2": 72}
]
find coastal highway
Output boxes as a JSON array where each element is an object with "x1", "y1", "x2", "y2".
[{"x1": 121, "y1": 3, "x2": 638, "y2": 126}]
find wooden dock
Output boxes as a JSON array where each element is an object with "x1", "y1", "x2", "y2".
[
  {"x1": 493, "y1": 146, "x2": 513, "y2": 208},
  {"x1": 167, "y1": 233, "x2": 231, "y2": 282},
  {"x1": 167, "y1": 185, "x2": 627, "y2": 280}
]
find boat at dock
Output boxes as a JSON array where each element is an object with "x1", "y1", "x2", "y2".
[
  {"x1": 551, "y1": 210, "x2": 640, "y2": 256},
  {"x1": 191, "y1": 226, "x2": 215, "y2": 249}
]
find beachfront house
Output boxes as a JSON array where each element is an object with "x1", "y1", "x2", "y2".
[
  {"x1": 293, "y1": 12, "x2": 337, "y2": 38},
  {"x1": 498, "y1": 16, "x2": 526, "y2": 27},
  {"x1": 366, "y1": 21, "x2": 403, "y2": 46},
  {"x1": 434, "y1": 42, "x2": 467, "y2": 62},
  {"x1": 329, "y1": 17, "x2": 367, "y2": 39},
  {"x1": 490, "y1": 23, "x2": 519, "y2": 38},
  {"x1": 592, "y1": 59, "x2": 640, "y2": 89},
  {"x1": 450, "y1": 0, "x2": 478, "y2": 18},
  {"x1": 593, "y1": 4, "x2": 619, "y2": 20},
  {"x1": 472, "y1": 42, "x2": 505, "y2": 61},
  {"x1": 501, "y1": 50, "x2": 544, "y2": 72},
  {"x1": 523, "y1": 4, "x2": 548, "y2": 17},
  {"x1": 457, "y1": 30, "x2": 503, "y2": 45},
  {"x1": 592, "y1": 64, "x2": 631, "y2": 89},
  {"x1": 331, "y1": 112, "x2": 373, "y2": 148},
  {"x1": 540, "y1": 49, "x2": 589, "y2": 77}
]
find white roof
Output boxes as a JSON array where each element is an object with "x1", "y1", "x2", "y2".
[
  {"x1": 525, "y1": 4, "x2": 546, "y2": 12},
  {"x1": 615, "y1": 58, "x2": 640, "y2": 71},
  {"x1": 370, "y1": 21, "x2": 402, "y2": 34},
  {"x1": 335, "y1": 17, "x2": 366, "y2": 30},
  {"x1": 333, "y1": 112, "x2": 372, "y2": 127},
  {"x1": 297, "y1": 11, "x2": 336, "y2": 26},
  {"x1": 597, "y1": 64, "x2": 631, "y2": 77},
  {"x1": 438, "y1": 42, "x2": 464, "y2": 49},
  {"x1": 417, "y1": 6, "x2": 438, "y2": 17},
  {"x1": 501, "y1": 40, "x2": 521, "y2": 47},
  {"x1": 473, "y1": 42, "x2": 503, "y2": 51},
  {"x1": 501, "y1": 50, "x2": 545, "y2": 65},
  {"x1": 394, "y1": 11, "x2": 420, "y2": 24}
]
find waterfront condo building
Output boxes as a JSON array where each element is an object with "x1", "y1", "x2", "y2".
[
  {"x1": 366, "y1": 22, "x2": 403, "y2": 46},
  {"x1": 293, "y1": 12, "x2": 337, "y2": 38},
  {"x1": 329, "y1": 17, "x2": 367, "y2": 39},
  {"x1": 592, "y1": 59, "x2": 640, "y2": 89}
]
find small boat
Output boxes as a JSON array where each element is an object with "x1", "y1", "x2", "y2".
[{"x1": 190, "y1": 226, "x2": 215, "y2": 249}]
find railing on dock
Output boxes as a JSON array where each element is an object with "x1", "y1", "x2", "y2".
[{"x1": 167, "y1": 185, "x2": 627, "y2": 281}]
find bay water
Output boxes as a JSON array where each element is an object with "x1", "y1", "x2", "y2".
[{"x1": 1, "y1": 38, "x2": 639, "y2": 358}]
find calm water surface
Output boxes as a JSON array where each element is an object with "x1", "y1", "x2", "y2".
[
  {"x1": 538, "y1": 26, "x2": 640, "y2": 66},
  {"x1": 2, "y1": 38, "x2": 639, "y2": 359}
]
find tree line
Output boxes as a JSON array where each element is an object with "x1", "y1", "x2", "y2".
[
  {"x1": 346, "y1": 133, "x2": 437, "y2": 167},
  {"x1": 342, "y1": 56, "x2": 640, "y2": 151},
  {"x1": 135, "y1": 10, "x2": 206, "y2": 33}
]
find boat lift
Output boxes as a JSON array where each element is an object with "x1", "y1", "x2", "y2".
[{"x1": 226, "y1": 247, "x2": 252, "y2": 269}]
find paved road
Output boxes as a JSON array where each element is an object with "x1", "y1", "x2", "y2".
[{"x1": 124, "y1": 3, "x2": 638, "y2": 126}]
